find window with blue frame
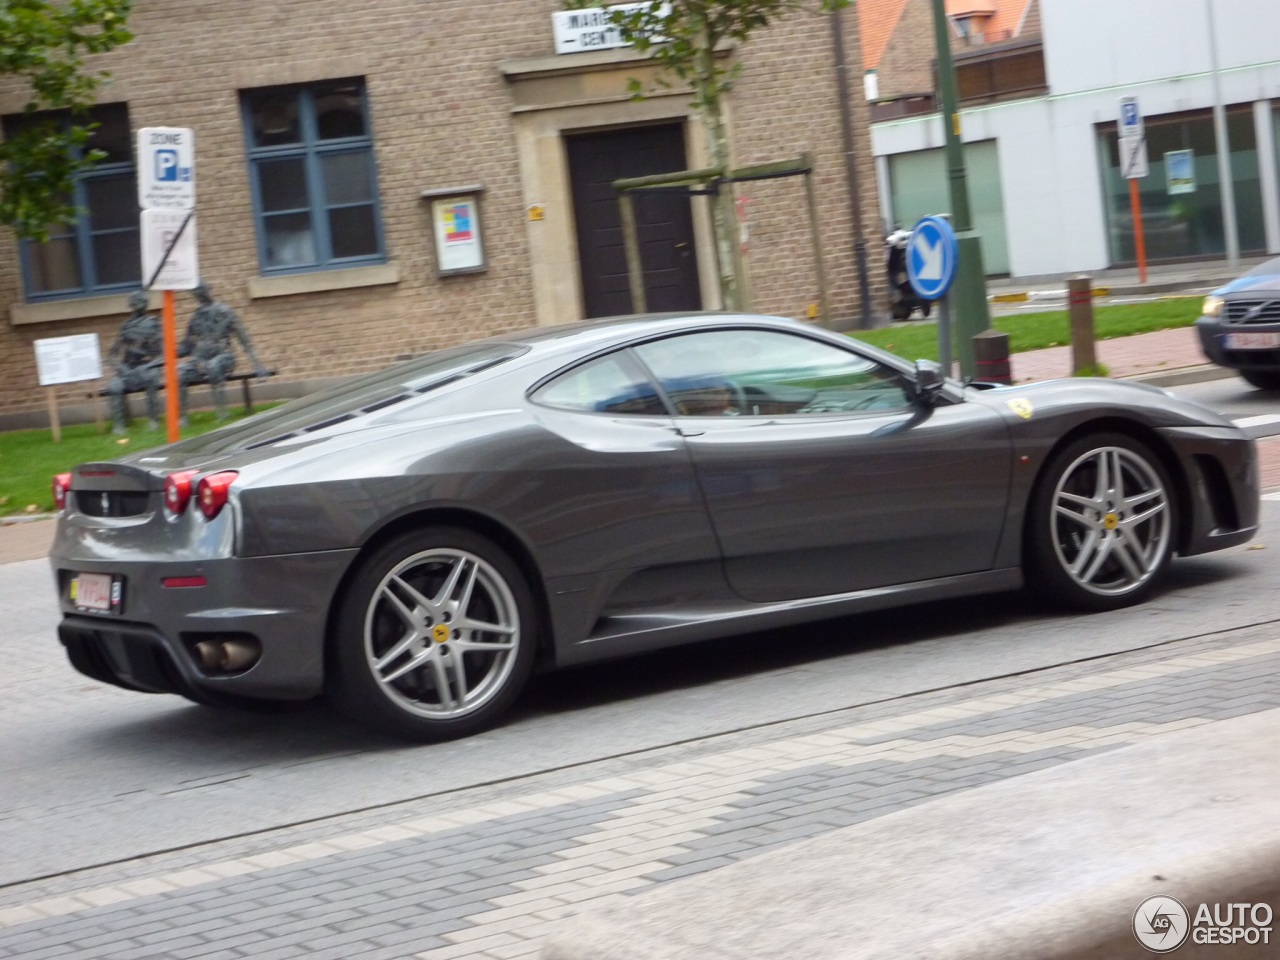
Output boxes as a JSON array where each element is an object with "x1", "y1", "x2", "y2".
[
  {"x1": 3, "y1": 103, "x2": 140, "y2": 300},
  {"x1": 242, "y1": 78, "x2": 385, "y2": 273}
]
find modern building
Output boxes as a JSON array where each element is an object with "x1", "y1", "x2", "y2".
[
  {"x1": 0, "y1": 1, "x2": 881, "y2": 426},
  {"x1": 865, "y1": 0, "x2": 1280, "y2": 279}
]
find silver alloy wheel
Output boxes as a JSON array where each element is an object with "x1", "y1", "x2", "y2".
[
  {"x1": 1049, "y1": 444, "x2": 1172, "y2": 597},
  {"x1": 363, "y1": 547, "x2": 521, "y2": 719}
]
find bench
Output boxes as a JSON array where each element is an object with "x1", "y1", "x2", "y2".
[{"x1": 93, "y1": 368, "x2": 277, "y2": 421}]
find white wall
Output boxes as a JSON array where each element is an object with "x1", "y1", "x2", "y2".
[
  {"x1": 1041, "y1": 0, "x2": 1280, "y2": 95},
  {"x1": 872, "y1": 15, "x2": 1280, "y2": 278}
]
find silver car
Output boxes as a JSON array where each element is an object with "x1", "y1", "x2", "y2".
[{"x1": 50, "y1": 313, "x2": 1259, "y2": 740}]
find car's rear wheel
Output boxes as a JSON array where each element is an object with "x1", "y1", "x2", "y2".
[
  {"x1": 329, "y1": 527, "x2": 536, "y2": 741},
  {"x1": 1240, "y1": 369, "x2": 1280, "y2": 391},
  {"x1": 1026, "y1": 433, "x2": 1174, "y2": 611}
]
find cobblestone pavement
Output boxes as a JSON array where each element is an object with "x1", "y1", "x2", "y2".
[{"x1": 3, "y1": 618, "x2": 1280, "y2": 960}]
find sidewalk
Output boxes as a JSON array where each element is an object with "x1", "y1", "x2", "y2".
[{"x1": 2, "y1": 325, "x2": 1276, "y2": 566}]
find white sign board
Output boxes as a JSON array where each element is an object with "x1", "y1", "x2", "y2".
[
  {"x1": 141, "y1": 209, "x2": 200, "y2": 290},
  {"x1": 551, "y1": 3, "x2": 668, "y2": 54},
  {"x1": 1118, "y1": 97, "x2": 1148, "y2": 180},
  {"x1": 34, "y1": 334, "x2": 102, "y2": 386},
  {"x1": 137, "y1": 127, "x2": 195, "y2": 210},
  {"x1": 1119, "y1": 97, "x2": 1143, "y2": 142},
  {"x1": 1121, "y1": 137, "x2": 1149, "y2": 179}
]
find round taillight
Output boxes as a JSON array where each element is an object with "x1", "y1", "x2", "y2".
[
  {"x1": 52, "y1": 473, "x2": 72, "y2": 512},
  {"x1": 195, "y1": 471, "x2": 238, "y2": 520},
  {"x1": 163, "y1": 470, "x2": 199, "y2": 515}
]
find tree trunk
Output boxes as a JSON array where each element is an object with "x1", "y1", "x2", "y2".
[{"x1": 694, "y1": 23, "x2": 743, "y2": 311}]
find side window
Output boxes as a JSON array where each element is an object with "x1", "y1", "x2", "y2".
[
  {"x1": 242, "y1": 78, "x2": 384, "y2": 273},
  {"x1": 635, "y1": 329, "x2": 911, "y2": 416},
  {"x1": 4, "y1": 104, "x2": 139, "y2": 300},
  {"x1": 533, "y1": 352, "x2": 667, "y2": 415}
]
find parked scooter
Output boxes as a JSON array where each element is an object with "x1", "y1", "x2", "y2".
[{"x1": 885, "y1": 228, "x2": 933, "y2": 322}]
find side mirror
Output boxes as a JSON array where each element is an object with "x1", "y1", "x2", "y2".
[{"x1": 911, "y1": 359, "x2": 945, "y2": 405}]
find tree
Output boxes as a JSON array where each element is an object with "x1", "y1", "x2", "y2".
[
  {"x1": 0, "y1": 0, "x2": 133, "y2": 239},
  {"x1": 564, "y1": 0, "x2": 850, "y2": 309}
]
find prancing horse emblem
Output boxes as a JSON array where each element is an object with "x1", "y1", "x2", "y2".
[{"x1": 100, "y1": 492, "x2": 110, "y2": 514}]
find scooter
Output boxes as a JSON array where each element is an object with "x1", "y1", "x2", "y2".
[{"x1": 886, "y1": 228, "x2": 933, "y2": 322}]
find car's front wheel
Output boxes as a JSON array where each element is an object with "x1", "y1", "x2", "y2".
[
  {"x1": 1025, "y1": 433, "x2": 1175, "y2": 611},
  {"x1": 329, "y1": 527, "x2": 537, "y2": 741},
  {"x1": 1241, "y1": 369, "x2": 1280, "y2": 391}
]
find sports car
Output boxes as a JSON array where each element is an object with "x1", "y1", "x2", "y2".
[
  {"x1": 50, "y1": 313, "x2": 1259, "y2": 740},
  {"x1": 1197, "y1": 254, "x2": 1280, "y2": 389}
]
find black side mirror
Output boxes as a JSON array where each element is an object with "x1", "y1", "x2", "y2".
[{"x1": 911, "y1": 359, "x2": 945, "y2": 405}]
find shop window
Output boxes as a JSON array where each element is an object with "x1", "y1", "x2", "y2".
[
  {"x1": 1098, "y1": 106, "x2": 1266, "y2": 265},
  {"x1": 3, "y1": 103, "x2": 140, "y2": 300},
  {"x1": 242, "y1": 79, "x2": 385, "y2": 273}
]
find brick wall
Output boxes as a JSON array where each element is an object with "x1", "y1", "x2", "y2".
[
  {"x1": 0, "y1": 0, "x2": 884, "y2": 423},
  {"x1": 875, "y1": 0, "x2": 945, "y2": 101}
]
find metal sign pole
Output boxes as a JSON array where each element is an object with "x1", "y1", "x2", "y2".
[{"x1": 939, "y1": 296, "x2": 952, "y2": 377}]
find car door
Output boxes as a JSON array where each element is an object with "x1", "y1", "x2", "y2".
[{"x1": 634, "y1": 328, "x2": 1014, "y2": 603}]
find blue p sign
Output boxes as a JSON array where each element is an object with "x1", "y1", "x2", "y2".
[{"x1": 155, "y1": 149, "x2": 180, "y2": 182}]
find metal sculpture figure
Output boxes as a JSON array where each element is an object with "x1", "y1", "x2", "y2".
[
  {"x1": 105, "y1": 290, "x2": 164, "y2": 433},
  {"x1": 178, "y1": 282, "x2": 267, "y2": 421}
]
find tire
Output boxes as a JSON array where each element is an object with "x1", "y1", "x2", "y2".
[
  {"x1": 1025, "y1": 433, "x2": 1175, "y2": 612},
  {"x1": 919, "y1": 299, "x2": 933, "y2": 319},
  {"x1": 1240, "y1": 369, "x2": 1280, "y2": 391},
  {"x1": 328, "y1": 526, "x2": 537, "y2": 741}
]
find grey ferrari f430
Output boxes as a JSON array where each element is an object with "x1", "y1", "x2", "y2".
[{"x1": 50, "y1": 314, "x2": 1259, "y2": 739}]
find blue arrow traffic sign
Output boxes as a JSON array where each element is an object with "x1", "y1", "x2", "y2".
[{"x1": 906, "y1": 215, "x2": 959, "y2": 301}]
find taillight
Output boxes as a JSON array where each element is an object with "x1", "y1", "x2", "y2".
[
  {"x1": 195, "y1": 471, "x2": 238, "y2": 520},
  {"x1": 164, "y1": 470, "x2": 199, "y2": 515},
  {"x1": 52, "y1": 473, "x2": 72, "y2": 512}
]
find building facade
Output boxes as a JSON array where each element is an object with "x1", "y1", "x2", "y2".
[
  {"x1": 868, "y1": 0, "x2": 1280, "y2": 279},
  {"x1": 0, "y1": 1, "x2": 882, "y2": 426}
]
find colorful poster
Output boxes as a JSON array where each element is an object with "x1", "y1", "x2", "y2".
[
  {"x1": 1165, "y1": 150, "x2": 1196, "y2": 195},
  {"x1": 443, "y1": 203, "x2": 474, "y2": 244},
  {"x1": 431, "y1": 196, "x2": 485, "y2": 274}
]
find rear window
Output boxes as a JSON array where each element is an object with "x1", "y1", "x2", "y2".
[{"x1": 174, "y1": 343, "x2": 526, "y2": 454}]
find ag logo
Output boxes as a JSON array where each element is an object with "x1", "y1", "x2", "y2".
[
  {"x1": 1005, "y1": 398, "x2": 1034, "y2": 420},
  {"x1": 1134, "y1": 895, "x2": 1190, "y2": 953}
]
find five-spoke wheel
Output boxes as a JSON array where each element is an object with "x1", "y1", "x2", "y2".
[
  {"x1": 1027, "y1": 433, "x2": 1175, "y2": 610},
  {"x1": 329, "y1": 527, "x2": 536, "y2": 740}
]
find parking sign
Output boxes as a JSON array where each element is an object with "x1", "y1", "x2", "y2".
[{"x1": 137, "y1": 127, "x2": 195, "y2": 210}]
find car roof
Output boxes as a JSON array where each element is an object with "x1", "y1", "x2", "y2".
[{"x1": 491, "y1": 312, "x2": 808, "y2": 352}]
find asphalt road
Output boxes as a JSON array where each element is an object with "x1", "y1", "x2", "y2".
[{"x1": 3, "y1": 491, "x2": 1279, "y2": 891}]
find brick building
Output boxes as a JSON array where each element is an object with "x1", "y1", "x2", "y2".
[{"x1": 0, "y1": 1, "x2": 883, "y2": 428}]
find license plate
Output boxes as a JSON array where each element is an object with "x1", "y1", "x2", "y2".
[
  {"x1": 1224, "y1": 331, "x2": 1280, "y2": 350},
  {"x1": 72, "y1": 572, "x2": 120, "y2": 613}
]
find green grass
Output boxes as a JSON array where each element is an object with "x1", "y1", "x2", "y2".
[
  {"x1": 851, "y1": 296, "x2": 1202, "y2": 363},
  {"x1": 0, "y1": 408, "x2": 263, "y2": 518}
]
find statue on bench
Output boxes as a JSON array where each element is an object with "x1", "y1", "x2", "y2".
[
  {"x1": 105, "y1": 291, "x2": 164, "y2": 434},
  {"x1": 178, "y1": 282, "x2": 267, "y2": 421}
]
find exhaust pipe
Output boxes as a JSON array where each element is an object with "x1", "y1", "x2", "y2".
[{"x1": 193, "y1": 636, "x2": 262, "y2": 673}]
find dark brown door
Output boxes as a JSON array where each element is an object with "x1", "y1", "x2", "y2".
[{"x1": 567, "y1": 124, "x2": 702, "y2": 317}]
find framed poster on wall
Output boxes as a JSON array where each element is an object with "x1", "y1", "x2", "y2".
[{"x1": 423, "y1": 186, "x2": 486, "y2": 276}]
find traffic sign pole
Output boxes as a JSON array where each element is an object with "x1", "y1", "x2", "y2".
[
  {"x1": 137, "y1": 127, "x2": 197, "y2": 442},
  {"x1": 1129, "y1": 178, "x2": 1149, "y2": 285},
  {"x1": 1118, "y1": 98, "x2": 1149, "y2": 284},
  {"x1": 162, "y1": 292, "x2": 179, "y2": 442},
  {"x1": 929, "y1": 0, "x2": 991, "y2": 379}
]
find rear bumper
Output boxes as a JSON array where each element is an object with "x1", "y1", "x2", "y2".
[{"x1": 51, "y1": 549, "x2": 359, "y2": 701}]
